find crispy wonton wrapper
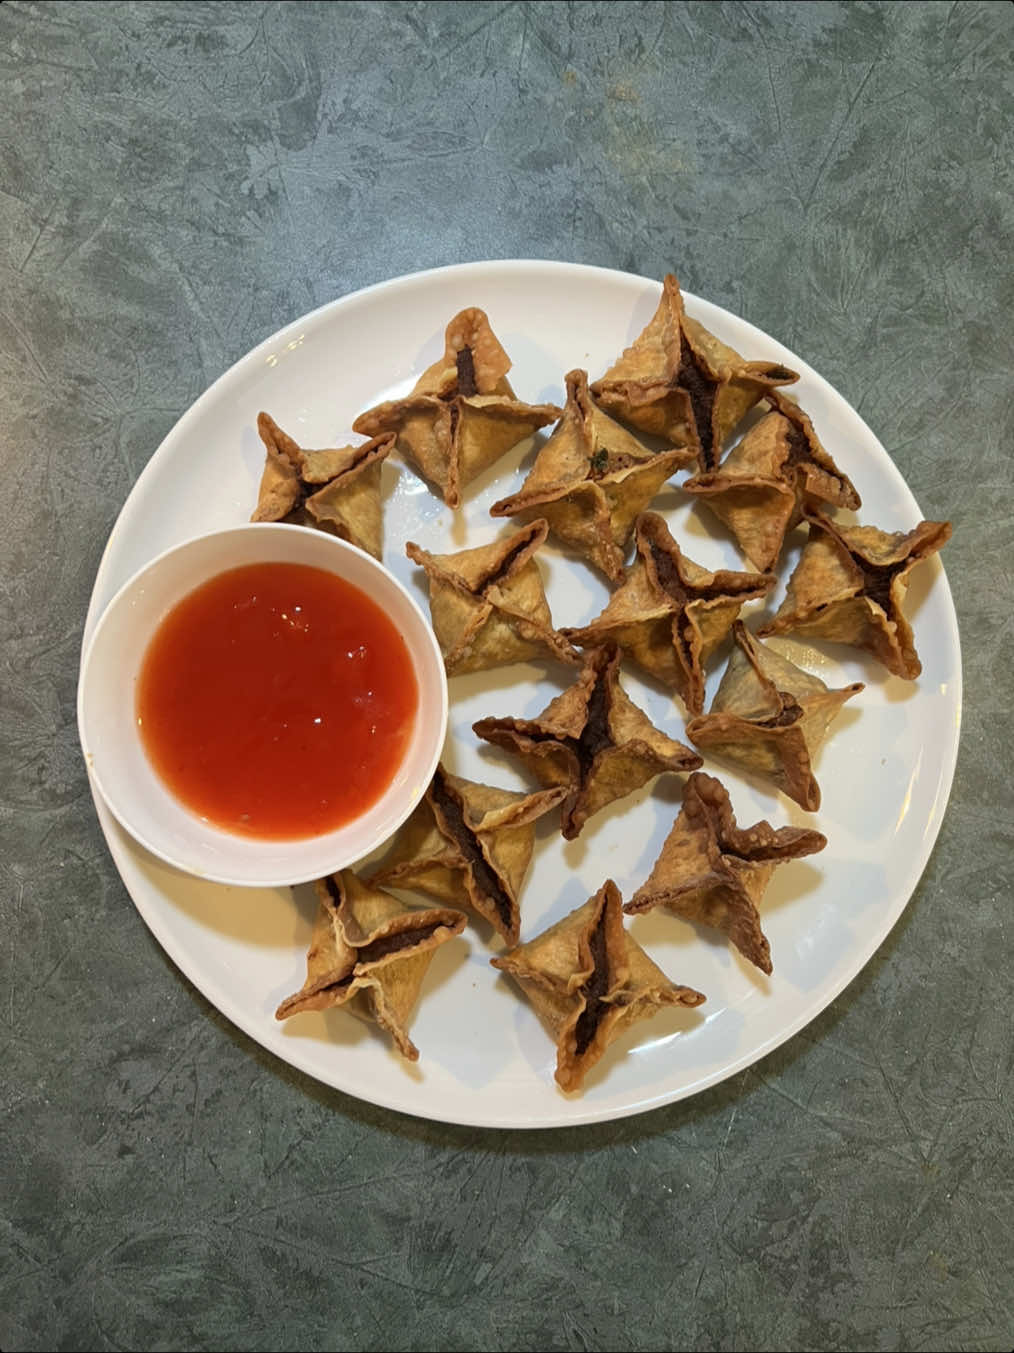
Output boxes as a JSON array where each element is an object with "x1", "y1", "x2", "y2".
[
  {"x1": 590, "y1": 274, "x2": 798, "y2": 471},
  {"x1": 562, "y1": 512, "x2": 774, "y2": 715},
  {"x1": 275, "y1": 871, "x2": 466, "y2": 1061},
  {"x1": 489, "y1": 370, "x2": 691, "y2": 582},
  {"x1": 352, "y1": 308, "x2": 560, "y2": 510},
  {"x1": 473, "y1": 643, "x2": 702, "y2": 841},
  {"x1": 683, "y1": 391, "x2": 861, "y2": 572},
  {"x1": 625, "y1": 772, "x2": 826, "y2": 975},
  {"x1": 251, "y1": 412, "x2": 395, "y2": 559},
  {"x1": 368, "y1": 765, "x2": 567, "y2": 947},
  {"x1": 685, "y1": 621, "x2": 864, "y2": 811},
  {"x1": 759, "y1": 510, "x2": 952, "y2": 679},
  {"x1": 492, "y1": 879, "x2": 705, "y2": 1093},
  {"x1": 405, "y1": 519, "x2": 578, "y2": 675}
]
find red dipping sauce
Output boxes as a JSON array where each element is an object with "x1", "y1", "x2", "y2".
[{"x1": 136, "y1": 562, "x2": 418, "y2": 840}]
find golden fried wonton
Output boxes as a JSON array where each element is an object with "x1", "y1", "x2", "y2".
[
  {"x1": 492, "y1": 879, "x2": 706, "y2": 1093},
  {"x1": 759, "y1": 510, "x2": 952, "y2": 679},
  {"x1": 489, "y1": 370, "x2": 691, "y2": 583},
  {"x1": 368, "y1": 765, "x2": 566, "y2": 947},
  {"x1": 352, "y1": 308, "x2": 560, "y2": 509},
  {"x1": 625, "y1": 772, "x2": 826, "y2": 975},
  {"x1": 685, "y1": 621, "x2": 864, "y2": 811},
  {"x1": 405, "y1": 519, "x2": 578, "y2": 675},
  {"x1": 562, "y1": 512, "x2": 774, "y2": 716},
  {"x1": 473, "y1": 643, "x2": 702, "y2": 841},
  {"x1": 252, "y1": 412, "x2": 395, "y2": 559},
  {"x1": 682, "y1": 391, "x2": 861, "y2": 572},
  {"x1": 275, "y1": 870, "x2": 466, "y2": 1061},
  {"x1": 590, "y1": 274, "x2": 799, "y2": 471}
]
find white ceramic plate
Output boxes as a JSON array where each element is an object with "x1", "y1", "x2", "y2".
[{"x1": 79, "y1": 261, "x2": 961, "y2": 1129}]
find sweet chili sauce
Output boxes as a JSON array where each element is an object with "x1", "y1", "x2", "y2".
[{"x1": 136, "y1": 562, "x2": 418, "y2": 840}]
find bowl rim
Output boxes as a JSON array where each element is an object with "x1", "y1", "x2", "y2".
[{"x1": 76, "y1": 521, "x2": 449, "y2": 887}]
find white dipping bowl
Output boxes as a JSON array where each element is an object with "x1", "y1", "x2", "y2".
[{"x1": 77, "y1": 523, "x2": 448, "y2": 888}]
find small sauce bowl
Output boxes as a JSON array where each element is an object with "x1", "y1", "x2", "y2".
[{"x1": 78, "y1": 523, "x2": 448, "y2": 887}]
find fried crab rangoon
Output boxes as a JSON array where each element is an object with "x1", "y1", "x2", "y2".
[
  {"x1": 759, "y1": 510, "x2": 952, "y2": 679},
  {"x1": 255, "y1": 274, "x2": 955, "y2": 1095},
  {"x1": 590, "y1": 273, "x2": 799, "y2": 471},
  {"x1": 473, "y1": 643, "x2": 702, "y2": 841},
  {"x1": 562, "y1": 512, "x2": 774, "y2": 716},
  {"x1": 275, "y1": 870, "x2": 466, "y2": 1062},
  {"x1": 405, "y1": 519, "x2": 578, "y2": 675},
  {"x1": 353, "y1": 307, "x2": 561, "y2": 509},
  {"x1": 682, "y1": 390, "x2": 861, "y2": 573},
  {"x1": 685, "y1": 621, "x2": 864, "y2": 811},
  {"x1": 492, "y1": 878, "x2": 706, "y2": 1093},
  {"x1": 625, "y1": 772, "x2": 827, "y2": 975},
  {"x1": 251, "y1": 411, "x2": 395, "y2": 559},
  {"x1": 489, "y1": 370, "x2": 691, "y2": 583},
  {"x1": 368, "y1": 766, "x2": 567, "y2": 947}
]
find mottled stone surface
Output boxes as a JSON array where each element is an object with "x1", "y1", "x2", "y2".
[{"x1": 1, "y1": 2, "x2": 1011, "y2": 1350}]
